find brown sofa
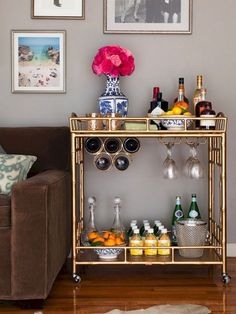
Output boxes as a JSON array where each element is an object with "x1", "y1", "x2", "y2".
[{"x1": 0, "y1": 127, "x2": 71, "y2": 301}]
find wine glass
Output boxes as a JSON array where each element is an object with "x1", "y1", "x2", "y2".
[
  {"x1": 163, "y1": 143, "x2": 178, "y2": 179},
  {"x1": 184, "y1": 144, "x2": 203, "y2": 179}
]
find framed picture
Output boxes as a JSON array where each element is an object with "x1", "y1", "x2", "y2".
[
  {"x1": 12, "y1": 30, "x2": 66, "y2": 93},
  {"x1": 32, "y1": 0, "x2": 84, "y2": 19},
  {"x1": 104, "y1": 0, "x2": 192, "y2": 34}
]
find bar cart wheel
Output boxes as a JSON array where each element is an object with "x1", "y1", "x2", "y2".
[
  {"x1": 73, "y1": 273, "x2": 81, "y2": 284},
  {"x1": 222, "y1": 273, "x2": 231, "y2": 284}
]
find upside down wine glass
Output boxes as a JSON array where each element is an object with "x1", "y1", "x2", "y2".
[
  {"x1": 184, "y1": 144, "x2": 203, "y2": 179},
  {"x1": 163, "y1": 143, "x2": 178, "y2": 179}
]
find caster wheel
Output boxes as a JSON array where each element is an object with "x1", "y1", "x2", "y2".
[
  {"x1": 222, "y1": 273, "x2": 231, "y2": 284},
  {"x1": 73, "y1": 273, "x2": 81, "y2": 284}
]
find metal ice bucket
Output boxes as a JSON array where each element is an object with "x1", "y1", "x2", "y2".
[{"x1": 176, "y1": 219, "x2": 207, "y2": 258}]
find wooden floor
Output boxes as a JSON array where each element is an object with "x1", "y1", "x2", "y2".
[{"x1": 0, "y1": 258, "x2": 235, "y2": 313}]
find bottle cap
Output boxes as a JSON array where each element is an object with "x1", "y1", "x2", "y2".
[
  {"x1": 148, "y1": 228, "x2": 154, "y2": 233},
  {"x1": 143, "y1": 220, "x2": 149, "y2": 223},
  {"x1": 162, "y1": 228, "x2": 168, "y2": 233},
  {"x1": 144, "y1": 225, "x2": 150, "y2": 231},
  {"x1": 154, "y1": 220, "x2": 160, "y2": 224},
  {"x1": 88, "y1": 196, "x2": 96, "y2": 205},
  {"x1": 132, "y1": 225, "x2": 138, "y2": 230},
  {"x1": 130, "y1": 222, "x2": 137, "y2": 227},
  {"x1": 114, "y1": 197, "x2": 121, "y2": 205},
  {"x1": 131, "y1": 220, "x2": 137, "y2": 224},
  {"x1": 179, "y1": 77, "x2": 184, "y2": 84},
  {"x1": 133, "y1": 229, "x2": 140, "y2": 234},
  {"x1": 159, "y1": 225, "x2": 164, "y2": 230}
]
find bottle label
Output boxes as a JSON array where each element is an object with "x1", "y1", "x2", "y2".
[
  {"x1": 158, "y1": 239, "x2": 171, "y2": 255},
  {"x1": 144, "y1": 239, "x2": 157, "y2": 256},
  {"x1": 130, "y1": 239, "x2": 143, "y2": 256},
  {"x1": 175, "y1": 210, "x2": 183, "y2": 219},
  {"x1": 200, "y1": 115, "x2": 216, "y2": 127},
  {"x1": 189, "y1": 210, "x2": 199, "y2": 218}
]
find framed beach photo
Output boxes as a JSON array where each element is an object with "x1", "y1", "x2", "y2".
[
  {"x1": 12, "y1": 30, "x2": 66, "y2": 93},
  {"x1": 104, "y1": 0, "x2": 192, "y2": 34},
  {"x1": 32, "y1": 0, "x2": 84, "y2": 19}
]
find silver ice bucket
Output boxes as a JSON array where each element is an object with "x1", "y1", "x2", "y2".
[{"x1": 176, "y1": 219, "x2": 207, "y2": 258}]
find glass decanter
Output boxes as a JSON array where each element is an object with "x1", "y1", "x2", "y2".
[
  {"x1": 81, "y1": 196, "x2": 98, "y2": 246},
  {"x1": 111, "y1": 197, "x2": 125, "y2": 239}
]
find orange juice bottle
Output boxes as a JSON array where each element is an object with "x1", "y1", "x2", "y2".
[
  {"x1": 144, "y1": 228, "x2": 157, "y2": 256},
  {"x1": 158, "y1": 228, "x2": 171, "y2": 256},
  {"x1": 129, "y1": 229, "x2": 143, "y2": 256}
]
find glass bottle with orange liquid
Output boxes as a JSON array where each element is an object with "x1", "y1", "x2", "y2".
[
  {"x1": 144, "y1": 228, "x2": 157, "y2": 256},
  {"x1": 158, "y1": 228, "x2": 171, "y2": 256},
  {"x1": 129, "y1": 229, "x2": 143, "y2": 256}
]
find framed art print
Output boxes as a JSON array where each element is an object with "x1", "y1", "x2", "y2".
[
  {"x1": 104, "y1": 0, "x2": 192, "y2": 34},
  {"x1": 12, "y1": 30, "x2": 66, "y2": 93},
  {"x1": 32, "y1": 0, "x2": 84, "y2": 19}
]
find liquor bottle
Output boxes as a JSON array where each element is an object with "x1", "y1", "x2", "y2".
[
  {"x1": 81, "y1": 196, "x2": 98, "y2": 246},
  {"x1": 111, "y1": 197, "x2": 125, "y2": 238},
  {"x1": 173, "y1": 78, "x2": 189, "y2": 105},
  {"x1": 123, "y1": 138, "x2": 140, "y2": 154},
  {"x1": 158, "y1": 228, "x2": 171, "y2": 256},
  {"x1": 193, "y1": 75, "x2": 203, "y2": 114},
  {"x1": 195, "y1": 89, "x2": 212, "y2": 128},
  {"x1": 85, "y1": 137, "x2": 103, "y2": 154},
  {"x1": 94, "y1": 153, "x2": 112, "y2": 171},
  {"x1": 144, "y1": 228, "x2": 157, "y2": 256},
  {"x1": 174, "y1": 87, "x2": 189, "y2": 113},
  {"x1": 104, "y1": 138, "x2": 122, "y2": 154},
  {"x1": 148, "y1": 86, "x2": 160, "y2": 112},
  {"x1": 200, "y1": 104, "x2": 216, "y2": 130},
  {"x1": 171, "y1": 196, "x2": 184, "y2": 245},
  {"x1": 129, "y1": 229, "x2": 143, "y2": 256},
  {"x1": 187, "y1": 194, "x2": 201, "y2": 219},
  {"x1": 113, "y1": 154, "x2": 130, "y2": 171}
]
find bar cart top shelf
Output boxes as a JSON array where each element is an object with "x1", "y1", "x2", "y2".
[{"x1": 69, "y1": 115, "x2": 227, "y2": 137}]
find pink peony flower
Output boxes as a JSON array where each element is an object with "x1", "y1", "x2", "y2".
[{"x1": 92, "y1": 45, "x2": 135, "y2": 77}]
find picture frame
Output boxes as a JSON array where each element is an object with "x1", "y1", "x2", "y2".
[
  {"x1": 12, "y1": 30, "x2": 66, "y2": 93},
  {"x1": 32, "y1": 0, "x2": 84, "y2": 20},
  {"x1": 104, "y1": 0, "x2": 192, "y2": 34}
]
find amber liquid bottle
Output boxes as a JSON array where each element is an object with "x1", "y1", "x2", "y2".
[{"x1": 174, "y1": 78, "x2": 189, "y2": 105}]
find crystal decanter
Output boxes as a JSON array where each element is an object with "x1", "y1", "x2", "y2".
[{"x1": 81, "y1": 196, "x2": 98, "y2": 246}]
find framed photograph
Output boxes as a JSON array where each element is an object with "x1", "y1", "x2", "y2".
[
  {"x1": 104, "y1": 0, "x2": 192, "y2": 34},
  {"x1": 12, "y1": 30, "x2": 66, "y2": 93},
  {"x1": 32, "y1": 0, "x2": 84, "y2": 19}
]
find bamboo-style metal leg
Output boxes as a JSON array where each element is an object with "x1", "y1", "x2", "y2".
[{"x1": 71, "y1": 133, "x2": 77, "y2": 278}]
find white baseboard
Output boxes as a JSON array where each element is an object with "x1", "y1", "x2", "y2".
[{"x1": 227, "y1": 243, "x2": 236, "y2": 257}]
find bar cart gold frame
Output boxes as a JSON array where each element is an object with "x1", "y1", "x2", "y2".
[{"x1": 69, "y1": 115, "x2": 231, "y2": 284}]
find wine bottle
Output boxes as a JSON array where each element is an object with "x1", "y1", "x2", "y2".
[
  {"x1": 200, "y1": 104, "x2": 216, "y2": 130},
  {"x1": 171, "y1": 196, "x2": 184, "y2": 245},
  {"x1": 187, "y1": 194, "x2": 201, "y2": 219},
  {"x1": 85, "y1": 137, "x2": 103, "y2": 154},
  {"x1": 193, "y1": 75, "x2": 203, "y2": 114},
  {"x1": 113, "y1": 154, "x2": 130, "y2": 171},
  {"x1": 104, "y1": 138, "x2": 122, "y2": 154},
  {"x1": 173, "y1": 78, "x2": 189, "y2": 105},
  {"x1": 94, "y1": 153, "x2": 112, "y2": 171},
  {"x1": 123, "y1": 137, "x2": 140, "y2": 154}
]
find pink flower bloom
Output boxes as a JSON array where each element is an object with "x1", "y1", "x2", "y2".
[{"x1": 92, "y1": 45, "x2": 135, "y2": 77}]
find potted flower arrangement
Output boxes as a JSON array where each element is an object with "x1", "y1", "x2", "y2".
[{"x1": 92, "y1": 45, "x2": 135, "y2": 116}]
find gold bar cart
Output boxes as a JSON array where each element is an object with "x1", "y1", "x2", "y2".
[{"x1": 69, "y1": 115, "x2": 231, "y2": 284}]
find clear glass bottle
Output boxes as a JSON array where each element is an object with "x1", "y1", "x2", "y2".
[
  {"x1": 188, "y1": 194, "x2": 202, "y2": 219},
  {"x1": 154, "y1": 221, "x2": 162, "y2": 237},
  {"x1": 193, "y1": 75, "x2": 203, "y2": 114},
  {"x1": 171, "y1": 196, "x2": 184, "y2": 245},
  {"x1": 142, "y1": 225, "x2": 151, "y2": 241},
  {"x1": 158, "y1": 228, "x2": 171, "y2": 256},
  {"x1": 156, "y1": 225, "x2": 165, "y2": 239},
  {"x1": 129, "y1": 229, "x2": 143, "y2": 256},
  {"x1": 111, "y1": 197, "x2": 125, "y2": 238},
  {"x1": 144, "y1": 228, "x2": 157, "y2": 256},
  {"x1": 139, "y1": 220, "x2": 149, "y2": 237},
  {"x1": 127, "y1": 222, "x2": 137, "y2": 239},
  {"x1": 81, "y1": 196, "x2": 98, "y2": 246}
]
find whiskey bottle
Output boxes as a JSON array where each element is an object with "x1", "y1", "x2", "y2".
[
  {"x1": 174, "y1": 78, "x2": 189, "y2": 105},
  {"x1": 193, "y1": 75, "x2": 203, "y2": 114}
]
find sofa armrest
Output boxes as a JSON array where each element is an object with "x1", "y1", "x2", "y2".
[{"x1": 11, "y1": 170, "x2": 71, "y2": 300}]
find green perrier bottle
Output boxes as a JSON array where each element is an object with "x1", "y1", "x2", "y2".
[
  {"x1": 188, "y1": 194, "x2": 201, "y2": 219},
  {"x1": 171, "y1": 196, "x2": 184, "y2": 245}
]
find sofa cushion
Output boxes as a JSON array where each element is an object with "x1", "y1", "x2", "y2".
[
  {"x1": 0, "y1": 194, "x2": 11, "y2": 227},
  {"x1": 0, "y1": 154, "x2": 37, "y2": 195},
  {"x1": 0, "y1": 127, "x2": 70, "y2": 176}
]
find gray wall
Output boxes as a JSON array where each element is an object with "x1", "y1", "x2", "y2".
[{"x1": 0, "y1": 0, "x2": 235, "y2": 242}]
